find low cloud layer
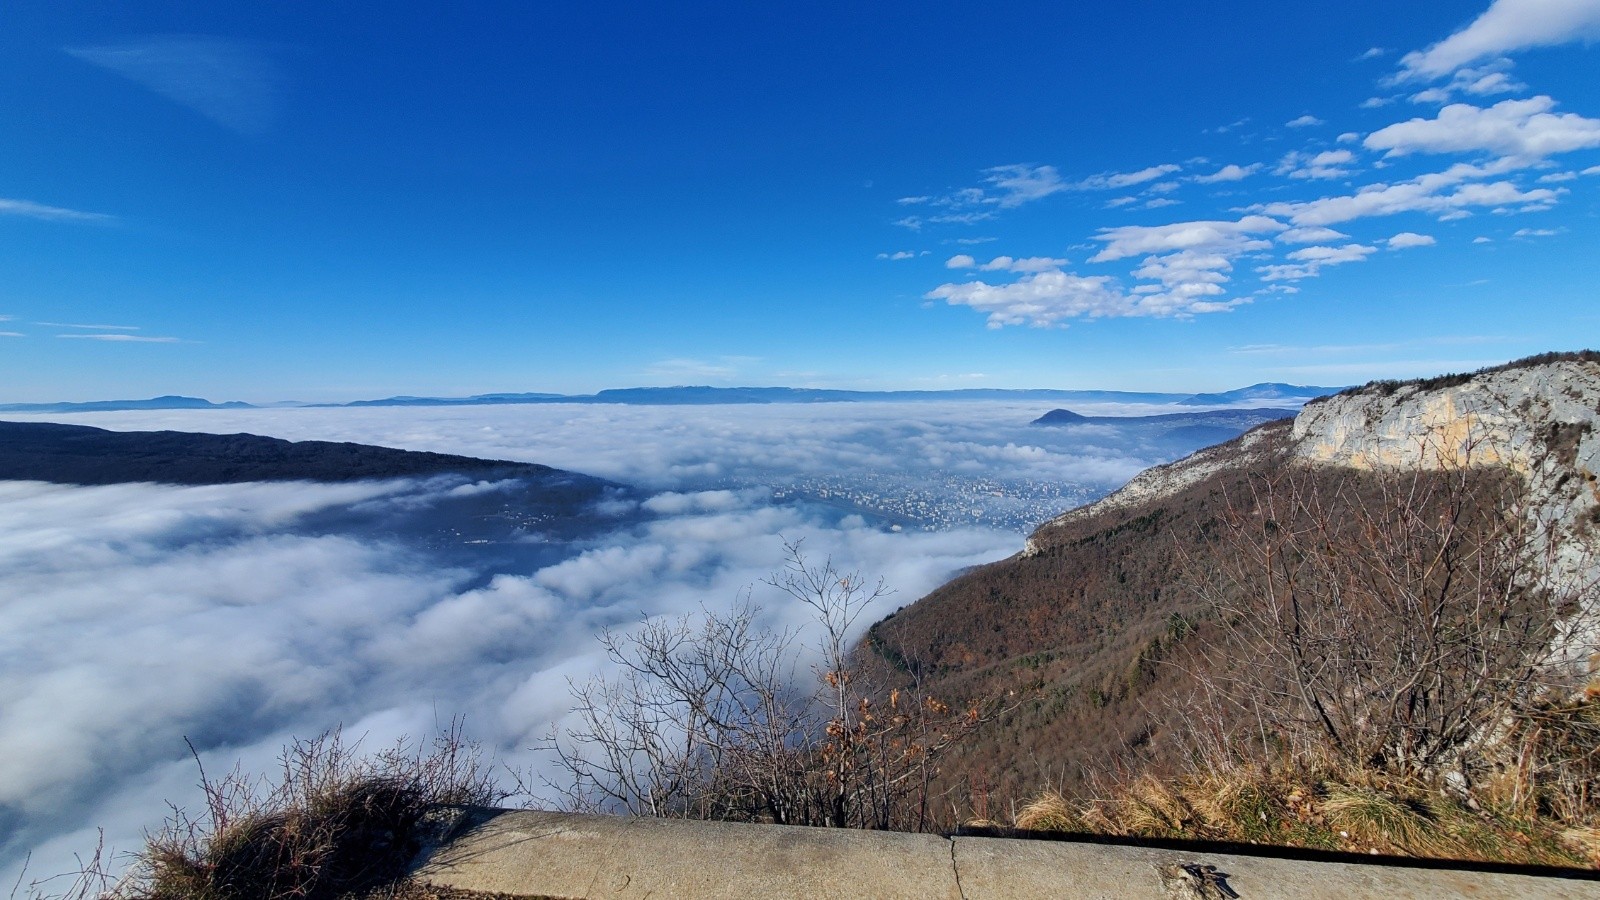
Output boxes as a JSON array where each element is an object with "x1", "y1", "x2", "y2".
[{"x1": 1, "y1": 400, "x2": 1195, "y2": 885}]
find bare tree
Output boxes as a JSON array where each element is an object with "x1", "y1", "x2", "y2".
[
  {"x1": 543, "y1": 540, "x2": 993, "y2": 830},
  {"x1": 1182, "y1": 438, "x2": 1598, "y2": 783}
]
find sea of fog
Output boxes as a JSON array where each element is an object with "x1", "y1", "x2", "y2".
[{"x1": 0, "y1": 400, "x2": 1218, "y2": 885}]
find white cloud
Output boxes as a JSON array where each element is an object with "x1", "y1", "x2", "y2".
[
  {"x1": 1287, "y1": 114, "x2": 1325, "y2": 128},
  {"x1": 1141, "y1": 197, "x2": 1181, "y2": 209},
  {"x1": 0, "y1": 332, "x2": 22, "y2": 338},
  {"x1": 0, "y1": 198, "x2": 113, "y2": 223},
  {"x1": 1366, "y1": 96, "x2": 1600, "y2": 159},
  {"x1": 1405, "y1": 62, "x2": 1528, "y2": 105},
  {"x1": 1358, "y1": 47, "x2": 1388, "y2": 60},
  {"x1": 1399, "y1": 0, "x2": 1600, "y2": 80},
  {"x1": 1131, "y1": 250, "x2": 1232, "y2": 293},
  {"x1": 1410, "y1": 87, "x2": 1456, "y2": 105},
  {"x1": 1538, "y1": 170, "x2": 1579, "y2": 181},
  {"x1": 1278, "y1": 226, "x2": 1350, "y2": 244},
  {"x1": 925, "y1": 269, "x2": 1133, "y2": 327},
  {"x1": 1287, "y1": 243, "x2": 1379, "y2": 264},
  {"x1": 946, "y1": 254, "x2": 977, "y2": 269},
  {"x1": 925, "y1": 263, "x2": 1250, "y2": 326},
  {"x1": 1464, "y1": 70, "x2": 1523, "y2": 95},
  {"x1": 1256, "y1": 159, "x2": 1561, "y2": 225},
  {"x1": 1386, "y1": 231, "x2": 1438, "y2": 248},
  {"x1": 975, "y1": 255, "x2": 1071, "y2": 273},
  {"x1": 1257, "y1": 243, "x2": 1378, "y2": 281},
  {"x1": 1192, "y1": 163, "x2": 1261, "y2": 183},
  {"x1": 1089, "y1": 215, "x2": 1285, "y2": 262},
  {"x1": 877, "y1": 250, "x2": 919, "y2": 260},
  {"x1": 896, "y1": 196, "x2": 930, "y2": 205},
  {"x1": 1278, "y1": 149, "x2": 1357, "y2": 180},
  {"x1": 1474, "y1": 236, "x2": 1494, "y2": 242},
  {"x1": 1336, "y1": 132, "x2": 1361, "y2": 143},
  {"x1": 1361, "y1": 96, "x2": 1397, "y2": 108},
  {"x1": 893, "y1": 216, "x2": 922, "y2": 230},
  {"x1": 1514, "y1": 227, "x2": 1561, "y2": 236}
]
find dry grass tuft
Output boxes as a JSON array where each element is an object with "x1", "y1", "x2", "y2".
[
  {"x1": 1012, "y1": 791, "x2": 1080, "y2": 832},
  {"x1": 24, "y1": 723, "x2": 503, "y2": 900},
  {"x1": 1011, "y1": 759, "x2": 1596, "y2": 868}
]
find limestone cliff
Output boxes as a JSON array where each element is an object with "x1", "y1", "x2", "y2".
[{"x1": 1030, "y1": 353, "x2": 1600, "y2": 565}]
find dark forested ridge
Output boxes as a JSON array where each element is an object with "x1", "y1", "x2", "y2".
[{"x1": 0, "y1": 420, "x2": 576, "y2": 486}]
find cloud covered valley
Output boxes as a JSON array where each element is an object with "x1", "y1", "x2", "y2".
[{"x1": 0, "y1": 400, "x2": 1234, "y2": 884}]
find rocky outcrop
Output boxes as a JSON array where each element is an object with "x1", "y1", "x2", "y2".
[{"x1": 1031, "y1": 355, "x2": 1600, "y2": 562}]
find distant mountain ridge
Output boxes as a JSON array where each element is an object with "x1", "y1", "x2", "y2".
[
  {"x1": 0, "y1": 395, "x2": 254, "y2": 414},
  {"x1": 1176, "y1": 382, "x2": 1339, "y2": 406},
  {"x1": 1, "y1": 383, "x2": 1347, "y2": 412}
]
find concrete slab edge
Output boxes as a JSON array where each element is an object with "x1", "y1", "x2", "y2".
[{"x1": 413, "y1": 808, "x2": 1600, "y2": 899}]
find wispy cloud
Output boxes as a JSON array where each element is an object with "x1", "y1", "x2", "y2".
[
  {"x1": 66, "y1": 35, "x2": 284, "y2": 134},
  {"x1": 0, "y1": 199, "x2": 114, "y2": 223},
  {"x1": 57, "y1": 334, "x2": 182, "y2": 343},
  {"x1": 643, "y1": 356, "x2": 760, "y2": 381},
  {"x1": 1072, "y1": 163, "x2": 1183, "y2": 191},
  {"x1": 1286, "y1": 114, "x2": 1325, "y2": 128},
  {"x1": 38, "y1": 322, "x2": 142, "y2": 331}
]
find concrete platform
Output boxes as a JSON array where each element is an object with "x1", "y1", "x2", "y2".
[{"x1": 413, "y1": 809, "x2": 1600, "y2": 899}]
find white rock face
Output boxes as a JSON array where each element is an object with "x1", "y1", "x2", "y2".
[{"x1": 1291, "y1": 361, "x2": 1600, "y2": 479}]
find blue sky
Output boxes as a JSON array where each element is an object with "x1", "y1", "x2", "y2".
[{"x1": 2, "y1": 0, "x2": 1598, "y2": 402}]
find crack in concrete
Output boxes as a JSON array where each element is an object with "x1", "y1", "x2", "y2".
[{"x1": 948, "y1": 838, "x2": 967, "y2": 900}]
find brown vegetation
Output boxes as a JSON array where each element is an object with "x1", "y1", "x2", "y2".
[
  {"x1": 24, "y1": 726, "x2": 502, "y2": 900},
  {"x1": 865, "y1": 415, "x2": 1600, "y2": 864}
]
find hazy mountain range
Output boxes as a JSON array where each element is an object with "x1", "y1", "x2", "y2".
[{"x1": 0, "y1": 383, "x2": 1343, "y2": 414}]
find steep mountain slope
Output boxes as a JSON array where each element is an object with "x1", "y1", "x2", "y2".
[{"x1": 866, "y1": 352, "x2": 1600, "y2": 806}]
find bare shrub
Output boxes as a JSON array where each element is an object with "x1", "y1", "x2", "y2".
[
  {"x1": 82, "y1": 723, "x2": 503, "y2": 900},
  {"x1": 543, "y1": 540, "x2": 995, "y2": 830},
  {"x1": 1180, "y1": 442, "x2": 1597, "y2": 784}
]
